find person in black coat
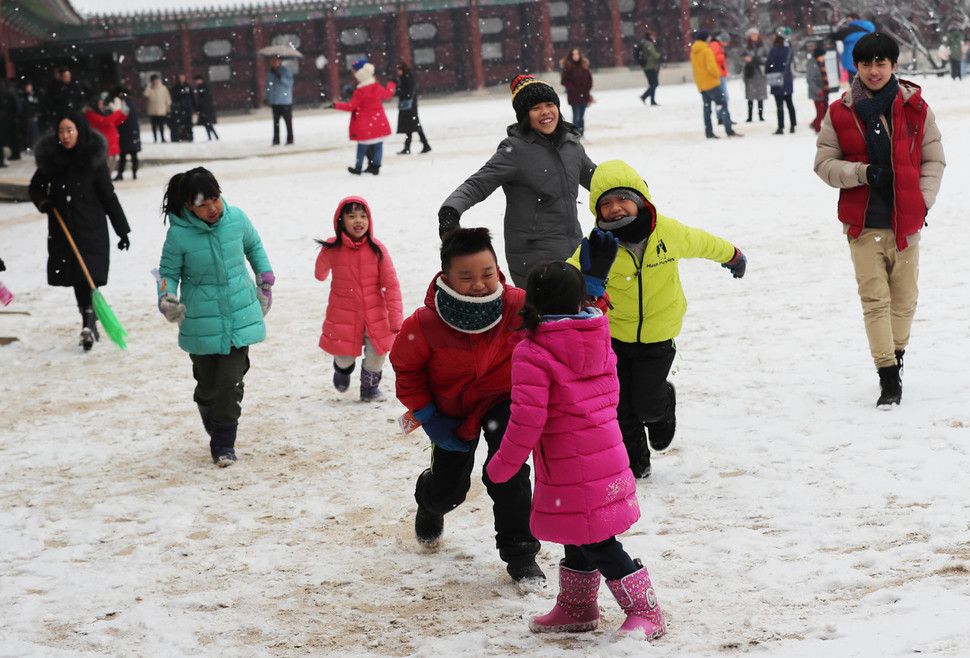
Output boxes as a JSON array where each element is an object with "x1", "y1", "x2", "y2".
[
  {"x1": 169, "y1": 73, "x2": 194, "y2": 142},
  {"x1": 39, "y1": 67, "x2": 85, "y2": 135},
  {"x1": 193, "y1": 74, "x2": 219, "y2": 140},
  {"x1": 28, "y1": 110, "x2": 131, "y2": 351},
  {"x1": 114, "y1": 87, "x2": 142, "y2": 181},
  {"x1": 394, "y1": 61, "x2": 430, "y2": 154}
]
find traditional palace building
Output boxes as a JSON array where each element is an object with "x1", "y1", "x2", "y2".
[{"x1": 2, "y1": 0, "x2": 857, "y2": 112}]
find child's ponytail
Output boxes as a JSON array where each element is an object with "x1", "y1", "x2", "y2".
[{"x1": 518, "y1": 260, "x2": 586, "y2": 331}]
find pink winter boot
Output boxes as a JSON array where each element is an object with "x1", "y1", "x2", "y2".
[
  {"x1": 529, "y1": 560, "x2": 600, "y2": 633},
  {"x1": 605, "y1": 560, "x2": 666, "y2": 640}
]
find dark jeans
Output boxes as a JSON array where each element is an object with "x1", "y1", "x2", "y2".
[
  {"x1": 564, "y1": 537, "x2": 638, "y2": 581},
  {"x1": 612, "y1": 338, "x2": 677, "y2": 462},
  {"x1": 570, "y1": 104, "x2": 587, "y2": 135},
  {"x1": 271, "y1": 105, "x2": 293, "y2": 144},
  {"x1": 774, "y1": 93, "x2": 796, "y2": 130},
  {"x1": 150, "y1": 116, "x2": 167, "y2": 142},
  {"x1": 700, "y1": 86, "x2": 735, "y2": 136},
  {"x1": 414, "y1": 400, "x2": 539, "y2": 562},
  {"x1": 190, "y1": 346, "x2": 251, "y2": 424},
  {"x1": 641, "y1": 68, "x2": 659, "y2": 103},
  {"x1": 355, "y1": 142, "x2": 383, "y2": 168}
]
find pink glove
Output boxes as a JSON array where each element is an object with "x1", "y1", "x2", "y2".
[{"x1": 256, "y1": 272, "x2": 275, "y2": 316}]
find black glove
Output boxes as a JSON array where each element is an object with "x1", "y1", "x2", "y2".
[
  {"x1": 579, "y1": 228, "x2": 619, "y2": 297},
  {"x1": 438, "y1": 206, "x2": 461, "y2": 240},
  {"x1": 325, "y1": 102, "x2": 336, "y2": 109},
  {"x1": 866, "y1": 166, "x2": 893, "y2": 192},
  {"x1": 117, "y1": 235, "x2": 130, "y2": 251},
  {"x1": 0, "y1": 256, "x2": 5, "y2": 272},
  {"x1": 721, "y1": 247, "x2": 746, "y2": 279},
  {"x1": 37, "y1": 199, "x2": 54, "y2": 214}
]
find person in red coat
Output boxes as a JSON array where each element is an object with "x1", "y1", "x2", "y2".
[
  {"x1": 84, "y1": 93, "x2": 125, "y2": 172},
  {"x1": 389, "y1": 227, "x2": 544, "y2": 588},
  {"x1": 333, "y1": 59, "x2": 396, "y2": 175},
  {"x1": 314, "y1": 196, "x2": 402, "y2": 401},
  {"x1": 559, "y1": 48, "x2": 593, "y2": 136}
]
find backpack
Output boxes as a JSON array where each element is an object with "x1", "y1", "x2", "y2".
[{"x1": 633, "y1": 41, "x2": 646, "y2": 67}]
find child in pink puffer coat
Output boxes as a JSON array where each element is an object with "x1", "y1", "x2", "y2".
[
  {"x1": 315, "y1": 196, "x2": 402, "y2": 401},
  {"x1": 486, "y1": 246, "x2": 666, "y2": 641}
]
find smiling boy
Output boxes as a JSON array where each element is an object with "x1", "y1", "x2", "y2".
[
  {"x1": 389, "y1": 228, "x2": 544, "y2": 588},
  {"x1": 814, "y1": 32, "x2": 945, "y2": 408}
]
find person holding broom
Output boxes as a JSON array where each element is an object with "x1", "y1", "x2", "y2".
[{"x1": 29, "y1": 109, "x2": 131, "y2": 351}]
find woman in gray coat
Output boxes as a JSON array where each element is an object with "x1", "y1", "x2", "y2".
[
  {"x1": 742, "y1": 28, "x2": 768, "y2": 121},
  {"x1": 437, "y1": 75, "x2": 596, "y2": 287}
]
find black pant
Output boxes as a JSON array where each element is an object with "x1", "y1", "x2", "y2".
[
  {"x1": 190, "y1": 346, "x2": 250, "y2": 424},
  {"x1": 73, "y1": 283, "x2": 92, "y2": 309},
  {"x1": 564, "y1": 537, "x2": 638, "y2": 581},
  {"x1": 202, "y1": 123, "x2": 219, "y2": 140},
  {"x1": 774, "y1": 94, "x2": 796, "y2": 130},
  {"x1": 271, "y1": 105, "x2": 293, "y2": 144},
  {"x1": 402, "y1": 128, "x2": 428, "y2": 151},
  {"x1": 414, "y1": 400, "x2": 539, "y2": 562},
  {"x1": 117, "y1": 152, "x2": 138, "y2": 178},
  {"x1": 641, "y1": 68, "x2": 659, "y2": 102},
  {"x1": 613, "y1": 338, "x2": 676, "y2": 460},
  {"x1": 150, "y1": 116, "x2": 167, "y2": 142}
]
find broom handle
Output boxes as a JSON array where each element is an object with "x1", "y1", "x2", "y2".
[{"x1": 52, "y1": 207, "x2": 97, "y2": 291}]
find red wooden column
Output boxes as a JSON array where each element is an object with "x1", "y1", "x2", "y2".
[
  {"x1": 609, "y1": 0, "x2": 623, "y2": 67},
  {"x1": 680, "y1": 0, "x2": 692, "y2": 60},
  {"x1": 325, "y1": 12, "x2": 340, "y2": 102},
  {"x1": 252, "y1": 14, "x2": 266, "y2": 109},
  {"x1": 396, "y1": 4, "x2": 411, "y2": 64},
  {"x1": 467, "y1": 0, "x2": 485, "y2": 90},
  {"x1": 179, "y1": 21, "x2": 193, "y2": 79},
  {"x1": 537, "y1": 0, "x2": 554, "y2": 71}
]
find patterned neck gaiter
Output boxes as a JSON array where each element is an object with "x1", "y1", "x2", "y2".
[{"x1": 434, "y1": 276, "x2": 504, "y2": 334}]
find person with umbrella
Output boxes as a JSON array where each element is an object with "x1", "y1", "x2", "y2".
[{"x1": 264, "y1": 56, "x2": 294, "y2": 145}]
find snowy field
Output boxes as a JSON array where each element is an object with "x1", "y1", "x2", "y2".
[{"x1": 1, "y1": 74, "x2": 968, "y2": 657}]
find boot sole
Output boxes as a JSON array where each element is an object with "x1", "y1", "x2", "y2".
[{"x1": 529, "y1": 619, "x2": 598, "y2": 633}]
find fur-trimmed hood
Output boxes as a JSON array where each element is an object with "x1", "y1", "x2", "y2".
[{"x1": 33, "y1": 128, "x2": 108, "y2": 175}]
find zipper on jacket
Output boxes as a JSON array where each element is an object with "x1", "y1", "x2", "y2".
[{"x1": 626, "y1": 250, "x2": 645, "y2": 343}]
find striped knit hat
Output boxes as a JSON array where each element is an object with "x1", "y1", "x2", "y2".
[{"x1": 510, "y1": 74, "x2": 560, "y2": 122}]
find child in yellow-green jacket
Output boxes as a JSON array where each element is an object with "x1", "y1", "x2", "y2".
[{"x1": 568, "y1": 159, "x2": 746, "y2": 479}]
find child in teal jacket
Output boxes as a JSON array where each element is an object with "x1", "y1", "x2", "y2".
[{"x1": 156, "y1": 167, "x2": 274, "y2": 466}]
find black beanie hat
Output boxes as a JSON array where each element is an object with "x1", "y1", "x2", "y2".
[{"x1": 510, "y1": 74, "x2": 560, "y2": 123}]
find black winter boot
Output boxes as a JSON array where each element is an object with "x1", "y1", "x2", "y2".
[
  {"x1": 197, "y1": 404, "x2": 214, "y2": 436},
  {"x1": 348, "y1": 166, "x2": 362, "y2": 175},
  {"x1": 746, "y1": 100, "x2": 753, "y2": 122},
  {"x1": 623, "y1": 427, "x2": 652, "y2": 479},
  {"x1": 364, "y1": 163, "x2": 381, "y2": 176},
  {"x1": 79, "y1": 305, "x2": 99, "y2": 351},
  {"x1": 758, "y1": 101, "x2": 765, "y2": 121},
  {"x1": 895, "y1": 349, "x2": 905, "y2": 373},
  {"x1": 415, "y1": 504, "x2": 444, "y2": 549},
  {"x1": 333, "y1": 360, "x2": 355, "y2": 392},
  {"x1": 647, "y1": 382, "x2": 676, "y2": 452},
  {"x1": 877, "y1": 365, "x2": 902, "y2": 408},
  {"x1": 502, "y1": 541, "x2": 546, "y2": 591},
  {"x1": 209, "y1": 421, "x2": 238, "y2": 466}
]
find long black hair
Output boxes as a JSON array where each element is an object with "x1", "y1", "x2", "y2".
[
  {"x1": 315, "y1": 200, "x2": 384, "y2": 263},
  {"x1": 518, "y1": 260, "x2": 586, "y2": 332},
  {"x1": 161, "y1": 166, "x2": 221, "y2": 223}
]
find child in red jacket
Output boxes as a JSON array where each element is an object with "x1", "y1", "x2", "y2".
[
  {"x1": 333, "y1": 59, "x2": 396, "y2": 176},
  {"x1": 315, "y1": 196, "x2": 402, "y2": 401},
  {"x1": 389, "y1": 227, "x2": 544, "y2": 588}
]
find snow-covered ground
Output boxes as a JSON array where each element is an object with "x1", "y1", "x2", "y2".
[{"x1": 1, "y1": 74, "x2": 968, "y2": 657}]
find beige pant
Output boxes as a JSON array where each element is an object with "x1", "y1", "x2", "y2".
[{"x1": 848, "y1": 228, "x2": 919, "y2": 368}]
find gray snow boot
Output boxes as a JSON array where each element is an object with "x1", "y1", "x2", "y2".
[
  {"x1": 360, "y1": 368, "x2": 384, "y2": 402},
  {"x1": 333, "y1": 360, "x2": 355, "y2": 393}
]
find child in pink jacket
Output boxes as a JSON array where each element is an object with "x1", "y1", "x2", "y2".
[
  {"x1": 315, "y1": 196, "x2": 403, "y2": 401},
  {"x1": 486, "y1": 249, "x2": 666, "y2": 641}
]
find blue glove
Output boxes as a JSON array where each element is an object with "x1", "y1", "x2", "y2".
[
  {"x1": 579, "y1": 228, "x2": 619, "y2": 297},
  {"x1": 721, "y1": 247, "x2": 746, "y2": 279},
  {"x1": 413, "y1": 403, "x2": 470, "y2": 452}
]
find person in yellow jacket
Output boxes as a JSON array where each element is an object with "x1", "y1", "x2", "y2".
[
  {"x1": 567, "y1": 160, "x2": 746, "y2": 478},
  {"x1": 690, "y1": 30, "x2": 741, "y2": 139}
]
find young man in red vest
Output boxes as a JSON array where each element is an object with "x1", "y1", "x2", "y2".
[{"x1": 814, "y1": 33, "x2": 945, "y2": 408}]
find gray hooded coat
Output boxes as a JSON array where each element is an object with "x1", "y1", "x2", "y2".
[{"x1": 441, "y1": 121, "x2": 595, "y2": 287}]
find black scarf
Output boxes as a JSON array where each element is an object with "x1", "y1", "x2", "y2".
[{"x1": 852, "y1": 75, "x2": 898, "y2": 169}]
